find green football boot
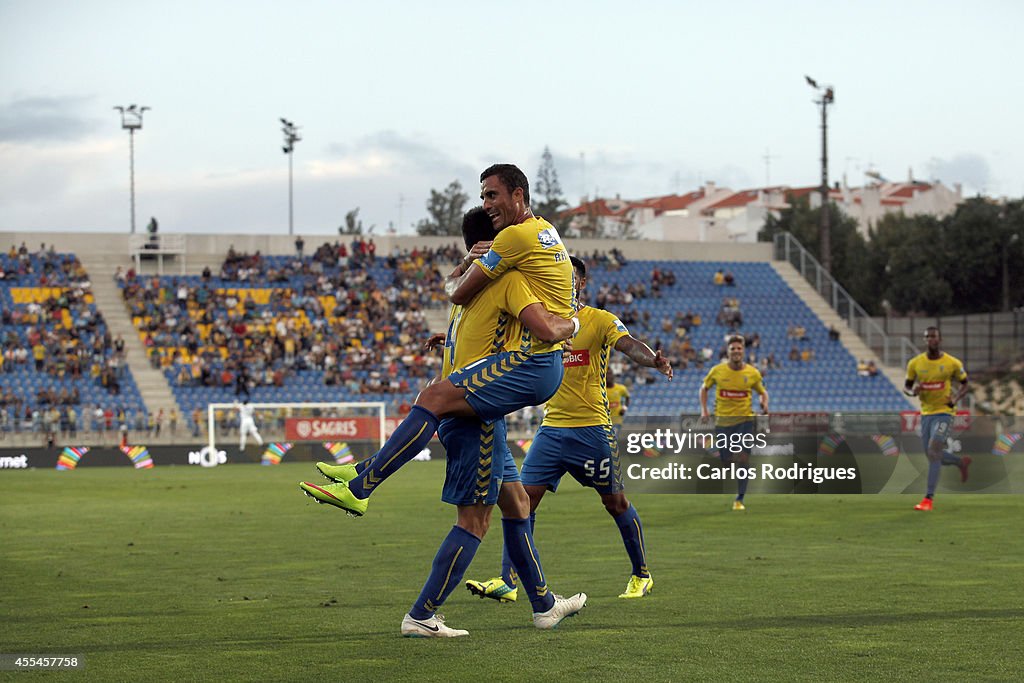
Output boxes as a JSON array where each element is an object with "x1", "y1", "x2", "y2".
[
  {"x1": 465, "y1": 577, "x2": 518, "y2": 603},
  {"x1": 299, "y1": 481, "x2": 367, "y2": 517},
  {"x1": 316, "y1": 461, "x2": 359, "y2": 483}
]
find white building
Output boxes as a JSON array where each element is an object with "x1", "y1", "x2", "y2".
[{"x1": 562, "y1": 176, "x2": 963, "y2": 242}]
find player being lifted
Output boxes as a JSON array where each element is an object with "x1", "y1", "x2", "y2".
[
  {"x1": 904, "y1": 326, "x2": 971, "y2": 511},
  {"x1": 299, "y1": 163, "x2": 577, "y2": 518},
  {"x1": 699, "y1": 335, "x2": 769, "y2": 511},
  {"x1": 466, "y1": 256, "x2": 672, "y2": 602}
]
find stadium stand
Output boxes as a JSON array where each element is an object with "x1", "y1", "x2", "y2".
[
  {"x1": 579, "y1": 257, "x2": 910, "y2": 414},
  {"x1": 114, "y1": 241, "x2": 908, "y2": 434},
  {"x1": 0, "y1": 244, "x2": 147, "y2": 437},
  {"x1": 117, "y1": 241, "x2": 454, "y2": 432}
]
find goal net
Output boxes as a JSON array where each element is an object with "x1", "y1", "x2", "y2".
[{"x1": 206, "y1": 401, "x2": 387, "y2": 460}]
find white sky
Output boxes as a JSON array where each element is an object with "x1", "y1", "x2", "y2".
[{"x1": 1, "y1": 0, "x2": 1021, "y2": 236}]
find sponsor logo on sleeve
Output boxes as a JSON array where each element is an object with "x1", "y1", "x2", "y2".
[{"x1": 480, "y1": 250, "x2": 502, "y2": 270}]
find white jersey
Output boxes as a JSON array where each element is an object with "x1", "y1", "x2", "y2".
[{"x1": 238, "y1": 403, "x2": 255, "y2": 423}]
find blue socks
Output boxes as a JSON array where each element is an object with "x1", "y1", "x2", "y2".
[
  {"x1": 925, "y1": 450, "x2": 962, "y2": 497},
  {"x1": 501, "y1": 512, "x2": 534, "y2": 588},
  {"x1": 927, "y1": 459, "x2": 941, "y2": 497},
  {"x1": 501, "y1": 517, "x2": 555, "y2": 613},
  {"x1": 408, "y1": 526, "x2": 481, "y2": 620},
  {"x1": 348, "y1": 405, "x2": 439, "y2": 499},
  {"x1": 614, "y1": 504, "x2": 650, "y2": 578}
]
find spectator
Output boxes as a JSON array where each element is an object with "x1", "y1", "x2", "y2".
[
  {"x1": 713, "y1": 269, "x2": 725, "y2": 285},
  {"x1": 829, "y1": 325, "x2": 841, "y2": 342}
]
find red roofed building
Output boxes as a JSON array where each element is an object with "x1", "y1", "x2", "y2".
[{"x1": 560, "y1": 173, "x2": 962, "y2": 242}]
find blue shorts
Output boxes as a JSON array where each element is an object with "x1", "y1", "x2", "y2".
[
  {"x1": 521, "y1": 424, "x2": 622, "y2": 494},
  {"x1": 920, "y1": 414, "x2": 952, "y2": 453},
  {"x1": 447, "y1": 350, "x2": 564, "y2": 424},
  {"x1": 716, "y1": 420, "x2": 755, "y2": 460},
  {"x1": 438, "y1": 417, "x2": 518, "y2": 506}
]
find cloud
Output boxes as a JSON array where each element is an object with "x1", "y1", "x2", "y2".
[
  {"x1": 318, "y1": 130, "x2": 475, "y2": 180},
  {"x1": 926, "y1": 153, "x2": 991, "y2": 193},
  {"x1": 531, "y1": 147, "x2": 755, "y2": 203},
  {"x1": 0, "y1": 96, "x2": 103, "y2": 142}
]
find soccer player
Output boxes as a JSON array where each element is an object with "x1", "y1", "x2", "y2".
[
  {"x1": 904, "y1": 326, "x2": 971, "y2": 511},
  {"x1": 699, "y1": 335, "x2": 768, "y2": 511},
  {"x1": 308, "y1": 207, "x2": 586, "y2": 636},
  {"x1": 467, "y1": 256, "x2": 672, "y2": 601},
  {"x1": 237, "y1": 399, "x2": 263, "y2": 451},
  {"x1": 299, "y1": 164, "x2": 576, "y2": 517},
  {"x1": 606, "y1": 368, "x2": 630, "y2": 437}
]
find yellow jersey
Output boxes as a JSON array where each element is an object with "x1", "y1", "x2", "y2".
[
  {"x1": 475, "y1": 216, "x2": 573, "y2": 355},
  {"x1": 607, "y1": 383, "x2": 630, "y2": 426},
  {"x1": 542, "y1": 306, "x2": 629, "y2": 428},
  {"x1": 442, "y1": 270, "x2": 540, "y2": 379},
  {"x1": 702, "y1": 361, "x2": 766, "y2": 426},
  {"x1": 906, "y1": 352, "x2": 966, "y2": 415}
]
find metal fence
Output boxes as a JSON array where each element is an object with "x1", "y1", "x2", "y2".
[
  {"x1": 773, "y1": 232, "x2": 919, "y2": 368},
  {"x1": 872, "y1": 312, "x2": 1024, "y2": 371}
]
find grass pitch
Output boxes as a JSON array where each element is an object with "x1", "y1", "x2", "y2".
[{"x1": 1, "y1": 461, "x2": 1022, "y2": 682}]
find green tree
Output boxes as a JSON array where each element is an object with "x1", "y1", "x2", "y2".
[
  {"x1": 338, "y1": 207, "x2": 364, "y2": 235},
  {"x1": 760, "y1": 195, "x2": 874, "y2": 309},
  {"x1": 416, "y1": 180, "x2": 469, "y2": 236},
  {"x1": 943, "y1": 198, "x2": 1010, "y2": 314},
  {"x1": 534, "y1": 146, "x2": 566, "y2": 220},
  {"x1": 876, "y1": 214, "x2": 953, "y2": 315}
]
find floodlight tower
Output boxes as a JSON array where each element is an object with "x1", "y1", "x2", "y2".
[
  {"x1": 281, "y1": 118, "x2": 302, "y2": 235},
  {"x1": 805, "y1": 76, "x2": 835, "y2": 273},
  {"x1": 114, "y1": 104, "x2": 150, "y2": 234}
]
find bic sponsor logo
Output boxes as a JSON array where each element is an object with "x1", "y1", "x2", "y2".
[
  {"x1": 564, "y1": 349, "x2": 590, "y2": 367},
  {"x1": 0, "y1": 455, "x2": 29, "y2": 469},
  {"x1": 188, "y1": 446, "x2": 227, "y2": 468}
]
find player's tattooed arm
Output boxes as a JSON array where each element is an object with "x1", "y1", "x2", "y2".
[{"x1": 615, "y1": 335, "x2": 673, "y2": 380}]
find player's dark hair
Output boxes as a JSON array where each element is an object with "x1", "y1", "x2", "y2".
[
  {"x1": 925, "y1": 326, "x2": 941, "y2": 338},
  {"x1": 480, "y1": 164, "x2": 530, "y2": 206},
  {"x1": 727, "y1": 334, "x2": 746, "y2": 347},
  {"x1": 461, "y1": 206, "x2": 497, "y2": 251},
  {"x1": 569, "y1": 255, "x2": 587, "y2": 280}
]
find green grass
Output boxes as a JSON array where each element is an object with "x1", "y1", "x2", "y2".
[{"x1": 2, "y1": 462, "x2": 1023, "y2": 682}]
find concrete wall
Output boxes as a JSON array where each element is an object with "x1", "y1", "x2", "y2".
[{"x1": 1, "y1": 230, "x2": 774, "y2": 266}]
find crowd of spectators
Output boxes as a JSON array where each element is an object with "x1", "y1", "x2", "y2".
[
  {"x1": 121, "y1": 240, "x2": 463, "y2": 407},
  {"x1": 0, "y1": 244, "x2": 143, "y2": 438}
]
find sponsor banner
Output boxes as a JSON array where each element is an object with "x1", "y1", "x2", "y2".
[
  {"x1": 0, "y1": 441, "x2": 384, "y2": 469},
  {"x1": 284, "y1": 417, "x2": 400, "y2": 441},
  {"x1": 899, "y1": 410, "x2": 972, "y2": 433}
]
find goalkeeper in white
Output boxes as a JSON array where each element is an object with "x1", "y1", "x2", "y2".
[{"x1": 237, "y1": 400, "x2": 264, "y2": 450}]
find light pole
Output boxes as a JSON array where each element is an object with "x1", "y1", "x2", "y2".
[
  {"x1": 804, "y1": 76, "x2": 835, "y2": 273},
  {"x1": 280, "y1": 118, "x2": 301, "y2": 235},
  {"x1": 114, "y1": 104, "x2": 150, "y2": 234}
]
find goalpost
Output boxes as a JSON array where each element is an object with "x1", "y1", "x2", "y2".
[{"x1": 206, "y1": 401, "x2": 387, "y2": 455}]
